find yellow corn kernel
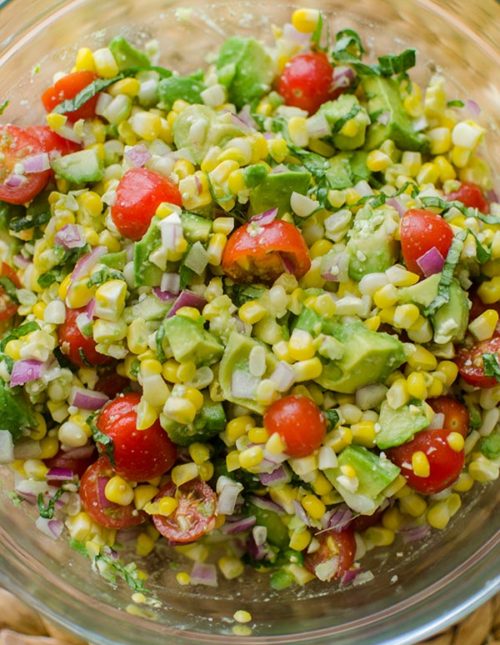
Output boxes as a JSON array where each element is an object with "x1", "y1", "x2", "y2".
[
  {"x1": 416, "y1": 162, "x2": 439, "y2": 185},
  {"x1": 129, "y1": 112, "x2": 162, "y2": 141},
  {"x1": 392, "y1": 304, "x2": 420, "y2": 330},
  {"x1": 272, "y1": 340, "x2": 291, "y2": 362},
  {"x1": 93, "y1": 47, "x2": 119, "y2": 78},
  {"x1": 172, "y1": 159, "x2": 195, "y2": 180},
  {"x1": 399, "y1": 493, "x2": 427, "y2": 517},
  {"x1": 311, "y1": 293, "x2": 336, "y2": 318},
  {"x1": 134, "y1": 485, "x2": 159, "y2": 511},
  {"x1": 289, "y1": 528, "x2": 312, "y2": 551},
  {"x1": 404, "y1": 82, "x2": 423, "y2": 117},
  {"x1": 239, "y1": 446, "x2": 264, "y2": 470},
  {"x1": 301, "y1": 495, "x2": 326, "y2": 521},
  {"x1": 66, "y1": 512, "x2": 92, "y2": 542},
  {"x1": 373, "y1": 284, "x2": 399, "y2": 309},
  {"x1": 268, "y1": 137, "x2": 288, "y2": 163},
  {"x1": 293, "y1": 357, "x2": 323, "y2": 382},
  {"x1": 412, "y1": 451, "x2": 430, "y2": 478},
  {"x1": 340, "y1": 118, "x2": 359, "y2": 138},
  {"x1": 136, "y1": 532, "x2": 155, "y2": 557},
  {"x1": 406, "y1": 372, "x2": 428, "y2": 400},
  {"x1": 387, "y1": 378, "x2": 410, "y2": 409},
  {"x1": 75, "y1": 47, "x2": 95, "y2": 72},
  {"x1": 382, "y1": 507, "x2": 403, "y2": 531},
  {"x1": 171, "y1": 463, "x2": 199, "y2": 487},
  {"x1": 469, "y1": 309, "x2": 498, "y2": 341},
  {"x1": 105, "y1": 476, "x2": 134, "y2": 506},
  {"x1": 426, "y1": 501, "x2": 450, "y2": 530},
  {"x1": 207, "y1": 233, "x2": 227, "y2": 266},
  {"x1": 226, "y1": 416, "x2": 255, "y2": 444},
  {"x1": 364, "y1": 526, "x2": 395, "y2": 547},
  {"x1": 226, "y1": 168, "x2": 245, "y2": 194},
  {"x1": 266, "y1": 432, "x2": 286, "y2": 455},
  {"x1": 311, "y1": 472, "x2": 333, "y2": 496},
  {"x1": 164, "y1": 397, "x2": 197, "y2": 425},
  {"x1": 141, "y1": 359, "x2": 162, "y2": 376},
  {"x1": 39, "y1": 436, "x2": 59, "y2": 459},
  {"x1": 238, "y1": 300, "x2": 266, "y2": 325},
  {"x1": 248, "y1": 426, "x2": 269, "y2": 444},
  {"x1": 427, "y1": 377, "x2": 444, "y2": 398},
  {"x1": 427, "y1": 127, "x2": 452, "y2": 155},
  {"x1": 437, "y1": 361, "x2": 459, "y2": 386},
  {"x1": 177, "y1": 361, "x2": 197, "y2": 383},
  {"x1": 447, "y1": 431, "x2": 465, "y2": 452},
  {"x1": 453, "y1": 472, "x2": 474, "y2": 493},
  {"x1": 162, "y1": 360, "x2": 181, "y2": 384},
  {"x1": 309, "y1": 239, "x2": 333, "y2": 259},
  {"x1": 212, "y1": 217, "x2": 234, "y2": 236},
  {"x1": 327, "y1": 426, "x2": 352, "y2": 452},
  {"x1": 184, "y1": 387, "x2": 204, "y2": 411},
  {"x1": 226, "y1": 450, "x2": 241, "y2": 472},
  {"x1": 66, "y1": 281, "x2": 94, "y2": 309},
  {"x1": 46, "y1": 112, "x2": 67, "y2": 130},
  {"x1": 109, "y1": 77, "x2": 140, "y2": 98},
  {"x1": 198, "y1": 462, "x2": 214, "y2": 481},
  {"x1": 407, "y1": 346, "x2": 438, "y2": 371},
  {"x1": 57, "y1": 274, "x2": 72, "y2": 301},
  {"x1": 434, "y1": 155, "x2": 456, "y2": 182},
  {"x1": 469, "y1": 455, "x2": 499, "y2": 482},
  {"x1": 291, "y1": 8, "x2": 320, "y2": 32},
  {"x1": 23, "y1": 459, "x2": 48, "y2": 480},
  {"x1": 158, "y1": 496, "x2": 179, "y2": 517},
  {"x1": 450, "y1": 145, "x2": 471, "y2": 169},
  {"x1": 366, "y1": 150, "x2": 391, "y2": 172},
  {"x1": 32, "y1": 301, "x2": 46, "y2": 319},
  {"x1": 351, "y1": 421, "x2": 376, "y2": 448},
  {"x1": 176, "y1": 572, "x2": 191, "y2": 586},
  {"x1": 187, "y1": 443, "x2": 209, "y2": 466},
  {"x1": 29, "y1": 413, "x2": 47, "y2": 441},
  {"x1": 482, "y1": 259, "x2": 500, "y2": 278},
  {"x1": 288, "y1": 329, "x2": 316, "y2": 361},
  {"x1": 288, "y1": 117, "x2": 309, "y2": 147},
  {"x1": 4, "y1": 339, "x2": 22, "y2": 360},
  {"x1": 364, "y1": 315, "x2": 381, "y2": 331},
  {"x1": 477, "y1": 277, "x2": 500, "y2": 305}
]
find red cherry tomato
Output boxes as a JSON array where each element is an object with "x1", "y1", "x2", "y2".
[
  {"x1": 95, "y1": 372, "x2": 130, "y2": 399},
  {"x1": 45, "y1": 447, "x2": 96, "y2": 478},
  {"x1": 28, "y1": 125, "x2": 81, "y2": 156},
  {"x1": 80, "y1": 457, "x2": 145, "y2": 529},
  {"x1": 304, "y1": 529, "x2": 356, "y2": 581},
  {"x1": 111, "y1": 168, "x2": 183, "y2": 241},
  {"x1": 469, "y1": 290, "x2": 500, "y2": 321},
  {"x1": 222, "y1": 220, "x2": 311, "y2": 283},
  {"x1": 0, "y1": 262, "x2": 21, "y2": 322},
  {"x1": 41, "y1": 71, "x2": 99, "y2": 122},
  {"x1": 264, "y1": 395, "x2": 326, "y2": 458},
  {"x1": 349, "y1": 509, "x2": 384, "y2": 533},
  {"x1": 456, "y1": 335, "x2": 500, "y2": 389},
  {"x1": 400, "y1": 209, "x2": 454, "y2": 276},
  {"x1": 428, "y1": 396, "x2": 469, "y2": 437},
  {"x1": 0, "y1": 125, "x2": 51, "y2": 205},
  {"x1": 58, "y1": 306, "x2": 113, "y2": 368},
  {"x1": 96, "y1": 392, "x2": 177, "y2": 482},
  {"x1": 387, "y1": 429, "x2": 464, "y2": 495},
  {"x1": 447, "y1": 182, "x2": 489, "y2": 214},
  {"x1": 152, "y1": 478, "x2": 217, "y2": 544},
  {"x1": 277, "y1": 52, "x2": 339, "y2": 114}
]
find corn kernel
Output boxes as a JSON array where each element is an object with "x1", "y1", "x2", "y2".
[
  {"x1": 373, "y1": 284, "x2": 399, "y2": 309},
  {"x1": 469, "y1": 455, "x2": 499, "y2": 482},
  {"x1": 75, "y1": 47, "x2": 95, "y2": 72},
  {"x1": 218, "y1": 556, "x2": 244, "y2": 580},
  {"x1": 311, "y1": 293, "x2": 336, "y2": 318},
  {"x1": 366, "y1": 150, "x2": 391, "y2": 172},
  {"x1": 468, "y1": 309, "x2": 498, "y2": 341},
  {"x1": 288, "y1": 117, "x2": 309, "y2": 147},
  {"x1": 226, "y1": 450, "x2": 241, "y2": 472},
  {"x1": 364, "y1": 315, "x2": 381, "y2": 331},
  {"x1": 238, "y1": 300, "x2": 266, "y2": 325},
  {"x1": 129, "y1": 111, "x2": 162, "y2": 141},
  {"x1": 289, "y1": 528, "x2": 312, "y2": 551},
  {"x1": 207, "y1": 233, "x2": 227, "y2": 266},
  {"x1": 291, "y1": 8, "x2": 320, "y2": 32},
  {"x1": 351, "y1": 421, "x2": 376, "y2": 447},
  {"x1": 364, "y1": 526, "x2": 395, "y2": 546},
  {"x1": 105, "y1": 476, "x2": 134, "y2": 506},
  {"x1": 407, "y1": 346, "x2": 438, "y2": 371},
  {"x1": 239, "y1": 446, "x2": 264, "y2": 470},
  {"x1": 477, "y1": 277, "x2": 500, "y2": 305},
  {"x1": 386, "y1": 378, "x2": 410, "y2": 409},
  {"x1": 266, "y1": 432, "x2": 286, "y2": 455},
  {"x1": 135, "y1": 532, "x2": 155, "y2": 557},
  {"x1": 399, "y1": 493, "x2": 427, "y2": 517},
  {"x1": 293, "y1": 357, "x2": 323, "y2": 382},
  {"x1": 199, "y1": 462, "x2": 214, "y2": 481},
  {"x1": 164, "y1": 397, "x2": 197, "y2": 425},
  {"x1": 93, "y1": 47, "x2": 119, "y2": 78},
  {"x1": 427, "y1": 127, "x2": 451, "y2": 155},
  {"x1": 288, "y1": 329, "x2": 316, "y2": 361},
  {"x1": 184, "y1": 387, "x2": 204, "y2": 411},
  {"x1": 437, "y1": 360, "x2": 459, "y2": 386},
  {"x1": 248, "y1": 426, "x2": 269, "y2": 444},
  {"x1": 301, "y1": 495, "x2": 326, "y2": 521},
  {"x1": 39, "y1": 436, "x2": 59, "y2": 459},
  {"x1": 412, "y1": 451, "x2": 430, "y2": 478},
  {"x1": 176, "y1": 572, "x2": 191, "y2": 586},
  {"x1": 427, "y1": 377, "x2": 444, "y2": 398},
  {"x1": 416, "y1": 162, "x2": 439, "y2": 185},
  {"x1": 134, "y1": 485, "x2": 159, "y2": 510},
  {"x1": 382, "y1": 507, "x2": 403, "y2": 531},
  {"x1": 188, "y1": 443, "x2": 210, "y2": 465},
  {"x1": 406, "y1": 372, "x2": 428, "y2": 400},
  {"x1": 171, "y1": 463, "x2": 199, "y2": 487},
  {"x1": 446, "y1": 431, "x2": 465, "y2": 453},
  {"x1": 226, "y1": 416, "x2": 255, "y2": 444},
  {"x1": 427, "y1": 502, "x2": 450, "y2": 529}
]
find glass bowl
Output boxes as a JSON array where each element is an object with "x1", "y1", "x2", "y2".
[{"x1": 0, "y1": 1, "x2": 499, "y2": 643}]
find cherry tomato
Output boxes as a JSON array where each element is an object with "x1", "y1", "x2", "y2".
[
  {"x1": 111, "y1": 168, "x2": 183, "y2": 241},
  {"x1": 0, "y1": 125, "x2": 51, "y2": 205},
  {"x1": 58, "y1": 306, "x2": 113, "y2": 368},
  {"x1": 428, "y1": 396, "x2": 469, "y2": 437},
  {"x1": 96, "y1": 392, "x2": 177, "y2": 482},
  {"x1": 0, "y1": 262, "x2": 21, "y2": 322},
  {"x1": 222, "y1": 220, "x2": 311, "y2": 283},
  {"x1": 41, "y1": 71, "x2": 99, "y2": 122},
  {"x1": 349, "y1": 509, "x2": 384, "y2": 533},
  {"x1": 45, "y1": 447, "x2": 96, "y2": 478},
  {"x1": 304, "y1": 529, "x2": 356, "y2": 581},
  {"x1": 277, "y1": 52, "x2": 339, "y2": 114},
  {"x1": 152, "y1": 478, "x2": 217, "y2": 544},
  {"x1": 400, "y1": 209, "x2": 454, "y2": 276},
  {"x1": 95, "y1": 372, "x2": 130, "y2": 399},
  {"x1": 387, "y1": 429, "x2": 464, "y2": 495},
  {"x1": 447, "y1": 182, "x2": 489, "y2": 214},
  {"x1": 28, "y1": 125, "x2": 81, "y2": 157},
  {"x1": 264, "y1": 395, "x2": 326, "y2": 458},
  {"x1": 456, "y1": 335, "x2": 500, "y2": 389},
  {"x1": 469, "y1": 290, "x2": 500, "y2": 321},
  {"x1": 80, "y1": 457, "x2": 145, "y2": 529}
]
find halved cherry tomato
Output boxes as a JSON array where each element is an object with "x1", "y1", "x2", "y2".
[
  {"x1": 41, "y1": 71, "x2": 99, "y2": 122},
  {"x1": 469, "y1": 289, "x2": 500, "y2": 321},
  {"x1": 45, "y1": 447, "x2": 96, "y2": 479},
  {"x1": 304, "y1": 529, "x2": 356, "y2": 581},
  {"x1": 264, "y1": 395, "x2": 326, "y2": 458},
  {"x1": 400, "y1": 209, "x2": 454, "y2": 276},
  {"x1": 95, "y1": 372, "x2": 130, "y2": 400},
  {"x1": 28, "y1": 125, "x2": 81, "y2": 157},
  {"x1": 0, "y1": 262, "x2": 21, "y2": 322},
  {"x1": 0, "y1": 125, "x2": 51, "y2": 205},
  {"x1": 429, "y1": 396, "x2": 469, "y2": 437},
  {"x1": 96, "y1": 392, "x2": 177, "y2": 482},
  {"x1": 349, "y1": 509, "x2": 384, "y2": 533},
  {"x1": 222, "y1": 220, "x2": 311, "y2": 283},
  {"x1": 58, "y1": 306, "x2": 113, "y2": 368},
  {"x1": 152, "y1": 478, "x2": 217, "y2": 544},
  {"x1": 277, "y1": 52, "x2": 339, "y2": 114},
  {"x1": 456, "y1": 335, "x2": 500, "y2": 389},
  {"x1": 447, "y1": 182, "x2": 489, "y2": 214},
  {"x1": 111, "y1": 168, "x2": 183, "y2": 241},
  {"x1": 80, "y1": 457, "x2": 145, "y2": 529},
  {"x1": 387, "y1": 429, "x2": 464, "y2": 495}
]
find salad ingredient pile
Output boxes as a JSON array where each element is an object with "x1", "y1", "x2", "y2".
[{"x1": 0, "y1": 8, "x2": 499, "y2": 595}]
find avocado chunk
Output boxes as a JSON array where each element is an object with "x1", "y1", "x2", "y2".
[
  {"x1": 162, "y1": 316, "x2": 223, "y2": 366},
  {"x1": 161, "y1": 398, "x2": 226, "y2": 446},
  {"x1": 51, "y1": 149, "x2": 104, "y2": 184},
  {"x1": 326, "y1": 155, "x2": 353, "y2": 190},
  {"x1": 318, "y1": 95, "x2": 370, "y2": 150},
  {"x1": 0, "y1": 381, "x2": 36, "y2": 442},
  {"x1": 108, "y1": 36, "x2": 151, "y2": 70},
  {"x1": 180, "y1": 211, "x2": 212, "y2": 243},
  {"x1": 216, "y1": 37, "x2": 274, "y2": 109},
  {"x1": 376, "y1": 400, "x2": 430, "y2": 449},
  {"x1": 399, "y1": 275, "x2": 470, "y2": 343},
  {"x1": 246, "y1": 500, "x2": 289, "y2": 548},
  {"x1": 133, "y1": 216, "x2": 162, "y2": 287},
  {"x1": 478, "y1": 429, "x2": 500, "y2": 460},
  {"x1": 219, "y1": 332, "x2": 277, "y2": 413},
  {"x1": 324, "y1": 446, "x2": 400, "y2": 514},
  {"x1": 362, "y1": 76, "x2": 429, "y2": 152},
  {"x1": 100, "y1": 250, "x2": 127, "y2": 270},
  {"x1": 125, "y1": 295, "x2": 171, "y2": 322},
  {"x1": 346, "y1": 204, "x2": 399, "y2": 280},
  {"x1": 249, "y1": 170, "x2": 311, "y2": 215},
  {"x1": 158, "y1": 71, "x2": 204, "y2": 110}
]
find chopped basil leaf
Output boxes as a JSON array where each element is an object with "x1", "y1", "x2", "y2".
[
  {"x1": 333, "y1": 29, "x2": 365, "y2": 56},
  {"x1": 94, "y1": 551, "x2": 146, "y2": 593},
  {"x1": 87, "y1": 267, "x2": 123, "y2": 288},
  {"x1": 424, "y1": 229, "x2": 467, "y2": 316},
  {"x1": 91, "y1": 419, "x2": 115, "y2": 465},
  {"x1": 447, "y1": 99, "x2": 465, "y2": 108},
  {"x1": 483, "y1": 353, "x2": 500, "y2": 382},
  {"x1": 0, "y1": 321, "x2": 39, "y2": 351},
  {"x1": 469, "y1": 230, "x2": 492, "y2": 264},
  {"x1": 0, "y1": 100, "x2": 9, "y2": 116},
  {"x1": 311, "y1": 12, "x2": 330, "y2": 51},
  {"x1": 324, "y1": 409, "x2": 340, "y2": 430},
  {"x1": 53, "y1": 74, "x2": 126, "y2": 114},
  {"x1": 0, "y1": 276, "x2": 18, "y2": 302},
  {"x1": 69, "y1": 538, "x2": 88, "y2": 556},
  {"x1": 377, "y1": 49, "x2": 416, "y2": 76},
  {"x1": 37, "y1": 488, "x2": 65, "y2": 519},
  {"x1": 332, "y1": 50, "x2": 378, "y2": 77}
]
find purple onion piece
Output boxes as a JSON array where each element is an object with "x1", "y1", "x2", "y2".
[
  {"x1": 259, "y1": 465, "x2": 290, "y2": 487},
  {"x1": 23, "y1": 153, "x2": 50, "y2": 174},
  {"x1": 62, "y1": 445, "x2": 95, "y2": 460},
  {"x1": 401, "y1": 524, "x2": 431, "y2": 543},
  {"x1": 341, "y1": 567, "x2": 363, "y2": 586},
  {"x1": 190, "y1": 562, "x2": 218, "y2": 587},
  {"x1": 10, "y1": 359, "x2": 45, "y2": 387},
  {"x1": 386, "y1": 197, "x2": 406, "y2": 217},
  {"x1": 4, "y1": 174, "x2": 26, "y2": 188},
  {"x1": 71, "y1": 246, "x2": 107, "y2": 281},
  {"x1": 249, "y1": 495, "x2": 285, "y2": 516},
  {"x1": 125, "y1": 144, "x2": 151, "y2": 168},
  {"x1": 167, "y1": 290, "x2": 207, "y2": 318},
  {"x1": 416, "y1": 246, "x2": 445, "y2": 277},
  {"x1": 281, "y1": 254, "x2": 296, "y2": 274},
  {"x1": 332, "y1": 65, "x2": 356, "y2": 92},
  {"x1": 97, "y1": 476, "x2": 114, "y2": 508},
  {"x1": 221, "y1": 515, "x2": 257, "y2": 535},
  {"x1": 465, "y1": 99, "x2": 481, "y2": 116},
  {"x1": 46, "y1": 468, "x2": 75, "y2": 482},
  {"x1": 152, "y1": 287, "x2": 177, "y2": 302},
  {"x1": 327, "y1": 504, "x2": 354, "y2": 532},
  {"x1": 70, "y1": 386, "x2": 109, "y2": 411},
  {"x1": 55, "y1": 224, "x2": 86, "y2": 249},
  {"x1": 293, "y1": 499, "x2": 312, "y2": 527},
  {"x1": 249, "y1": 208, "x2": 278, "y2": 225}
]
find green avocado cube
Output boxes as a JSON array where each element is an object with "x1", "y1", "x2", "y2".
[
  {"x1": 162, "y1": 316, "x2": 223, "y2": 366},
  {"x1": 51, "y1": 149, "x2": 104, "y2": 185},
  {"x1": 376, "y1": 400, "x2": 430, "y2": 449},
  {"x1": 108, "y1": 36, "x2": 151, "y2": 70},
  {"x1": 249, "y1": 170, "x2": 311, "y2": 216}
]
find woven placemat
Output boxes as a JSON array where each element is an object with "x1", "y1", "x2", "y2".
[{"x1": 0, "y1": 589, "x2": 498, "y2": 645}]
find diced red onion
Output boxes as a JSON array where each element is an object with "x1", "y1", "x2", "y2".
[
  {"x1": 167, "y1": 290, "x2": 207, "y2": 318},
  {"x1": 71, "y1": 246, "x2": 107, "y2": 281},
  {"x1": 281, "y1": 254, "x2": 296, "y2": 274},
  {"x1": 328, "y1": 505, "x2": 354, "y2": 532},
  {"x1": 376, "y1": 111, "x2": 390, "y2": 126},
  {"x1": 97, "y1": 476, "x2": 114, "y2": 508},
  {"x1": 47, "y1": 468, "x2": 75, "y2": 482},
  {"x1": 238, "y1": 105, "x2": 257, "y2": 130},
  {"x1": 221, "y1": 515, "x2": 257, "y2": 534},
  {"x1": 14, "y1": 254, "x2": 31, "y2": 268},
  {"x1": 387, "y1": 197, "x2": 406, "y2": 217},
  {"x1": 125, "y1": 144, "x2": 151, "y2": 168},
  {"x1": 23, "y1": 153, "x2": 51, "y2": 174},
  {"x1": 401, "y1": 524, "x2": 431, "y2": 543},
  {"x1": 250, "y1": 208, "x2": 278, "y2": 225},
  {"x1": 315, "y1": 556, "x2": 339, "y2": 581},
  {"x1": 62, "y1": 445, "x2": 95, "y2": 460},
  {"x1": 258, "y1": 465, "x2": 290, "y2": 487},
  {"x1": 269, "y1": 361, "x2": 295, "y2": 392},
  {"x1": 160, "y1": 215, "x2": 183, "y2": 251},
  {"x1": 36, "y1": 516, "x2": 64, "y2": 540},
  {"x1": 70, "y1": 386, "x2": 109, "y2": 410},
  {"x1": 10, "y1": 359, "x2": 45, "y2": 387},
  {"x1": 486, "y1": 189, "x2": 498, "y2": 204},
  {"x1": 160, "y1": 272, "x2": 180, "y2": 295},
  {"x1": 153, "y1": 288, "x2": 177, "y2": 301},
  {"x1": 428, "y1": 412, "x2": 445, "y2": 430},
  {"x1": 190, "y1": 562, "x2": 218, "y2": 587},
  {"x1": 283, "y1": 22, "x2": 311, "y2": 45},
  {"x1": 332, "y1": 66, "x2": 355, "y2": 91},
  {"x1": 0, "y1": 431, "x2": 14, "y2": 464},
  {"x1": 341, "y1": 567, "x2": 363, "y2": 586},
  {"x1": 84, "y1": 298, "x2": 96, "y2": 319},
  {"x1": 55, "y1": 224, "x2": 86, "y2": 249},
  {"x1": 230, "y1": 113, "x2": 252, "y2": 134},
  {"x1": 416, "y1": 246, "x2": 445, "y2": 277},
  {"x1": 249, "y1": 495, "x2": 285, "y2": 516},
  {"x1": 216, "y1": 476, "x2": 243, "y2": 515},
  {"x1": 293, "y1": 499, "x2": 312, "y2": 526},
  {"x1": 246, "y1": 534, "x2": 268, "y2": 561},
  {"x1": 4, "y1": 174, "x2": 26, "y2": 188},
  {"x1": 465, "y1": 99, "x2": 481, "y2": 116}
]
